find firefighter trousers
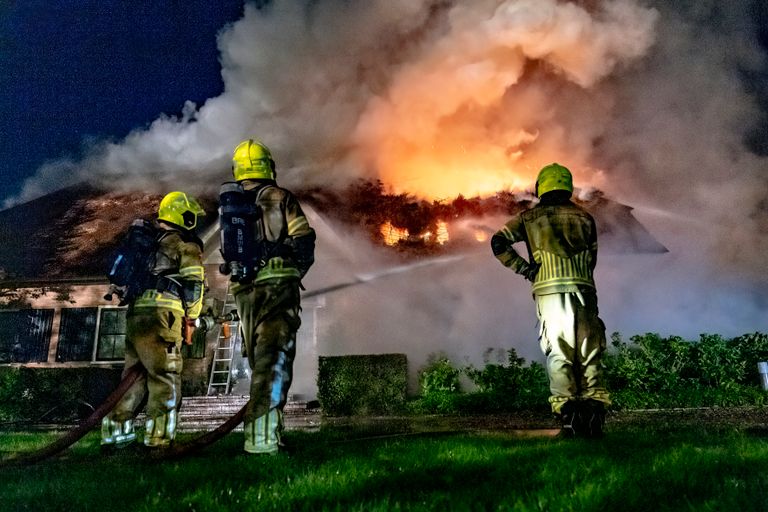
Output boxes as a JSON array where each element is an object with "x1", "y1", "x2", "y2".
[
  {"x1": 104, "y1": 307, "x2": 183, "y2": 447},
  {"x1": 235, "y1": 278, "x2": 301, "y2": 452},
  {"x1": 535, "y1": 291, "x2": 611, "y2": 414}
]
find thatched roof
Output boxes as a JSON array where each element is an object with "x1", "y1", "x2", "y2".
[
  {"x1": 0, "y1": 185, "x2": 217, "y2": 282},
  {"x1": 0, "y1": 182, "x2": 664, "y2": 284}
]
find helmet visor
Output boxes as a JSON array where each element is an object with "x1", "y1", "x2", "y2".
[{"x1": 186, "y1": 196, "x2": 205, "y2": 215}]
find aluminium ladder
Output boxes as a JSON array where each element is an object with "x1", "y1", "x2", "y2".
[{"x1": 206, "y1": 286, "x2": 240, "y2": 396}]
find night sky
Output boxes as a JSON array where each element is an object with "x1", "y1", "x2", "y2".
[{"x1": 0, "y1": 0, "x2": 245, "y2": 204}]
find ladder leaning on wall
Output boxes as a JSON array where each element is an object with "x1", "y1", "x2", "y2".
[{"x1": 206, "y1": 285, "x2": 240, "y2": 396}]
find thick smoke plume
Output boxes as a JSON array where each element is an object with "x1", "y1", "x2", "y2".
[
  {"x1": 16, "y1": 0, "x2": 660, "y2": 199},
  {"x1": 13, "y1": 1, "x2": 768, "y2": 373}
]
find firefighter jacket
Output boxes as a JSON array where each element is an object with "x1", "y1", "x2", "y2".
[
  {"x1": 491, "y1": 194, "x2": 597, "y2": 296},
  {"x1": 231, "y1": 180, "x2": 315, "y2": 292},
  {"x1": 133, "y1": 223, "x2": 205, "y2": 319}
]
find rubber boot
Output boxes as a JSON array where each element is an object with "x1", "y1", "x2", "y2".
[
  {"x1": 244, "y1": 409, "x2": 282, "y2": 455},
  {"x1": 557, "y1": 401, "x2": 582, "y2": 439},
  {"x1": 101, "y1": 417, "x2": 136, "y2": 450},
  {"x1": 580, "y1": 399, "x2": 606, "y2": 439},
  {"x1": 144, "y1": 409, "x2": 177, "y2": 448}
]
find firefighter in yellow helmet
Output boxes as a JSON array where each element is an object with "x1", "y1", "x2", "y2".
[
  {"x1": 220, "y1": 139, "x2": 315, "y2": 454},
  {"x1": 101, "y1": 191, "x2": 206, "y2": 450},
  {"x1": 491, "y1": 164, "x2": 610, "y2": 438}
]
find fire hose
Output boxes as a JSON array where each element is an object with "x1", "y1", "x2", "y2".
[
  {"x1": 154, "y1": 310, "x2": 245, "y2": 459},
  {"x1": 0, "y1": 310, "x2": 241, "y2": 466},
  {"x1": 158, "y1": 259, "x2": 473, "y2": 458},
  {"x1": 158, "y1": 403, "x2": 247, "y2": 459},
  {"x1": 0, "y1": 363, "x2": 145, "y2": 468},
  {"x1": 2, "y1": 257, "x2": 473, "y2": 465}
]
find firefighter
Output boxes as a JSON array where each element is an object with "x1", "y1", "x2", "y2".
[
  {"x1": 491, "y1": 163, "x2": 611, "y2": 438},
  {"x1": 222, "y1": 139, "x2": 315, "y2": 455},
  {"x1": 101, "y1": 191, "x2": 206, "y2": 450}
]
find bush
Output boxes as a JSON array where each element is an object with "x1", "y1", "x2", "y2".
[
  {"x1": 411, "y1": 331, "x2": 768, "y2": 414},
  {"x1": 604, "y1": 332, "x2": 768, "y2": 409},
  {"x1": 418, "y1": 353, "x2": 462, "y2": 395},
  {"x1": 317, "y1": 354, "x2": 408, "y2": 416},
  {"x1": 463, "y1": 348, "x2": 549, "y2": 411},
  {"x1": 732, "y1": 332, "x2": 768, "y2": 385},
  {"x1": 0, "y1": 367, "x2": 122, "y2": 423},
  {"x1": 408, "y1": 353, "x2": 464, "y2": 414},
  {"x1": 604, "y1": 333, "x2": 698, "y2": 394},
  {"x1": 411, "y1": 349, "x2": 549, "y2": 414}
]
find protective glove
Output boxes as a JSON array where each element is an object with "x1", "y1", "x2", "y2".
[{"x1": 522, "y1": 264, "x2": 539, "y2": 282}]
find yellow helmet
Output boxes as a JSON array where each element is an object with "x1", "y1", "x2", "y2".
[
  {"x1": 232, "y1": 139, "x2": 276, "y2": 181},
  {"x1": 157, "y1": 191, "x2": 206, "y2": 230},
  {"x1": 535, "y1": 163, "x2": 573, "y2": 198}
]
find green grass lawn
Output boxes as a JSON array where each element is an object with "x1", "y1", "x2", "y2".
[{"x1": 1, "y1": 423, "x2": 767, "y2": 511}]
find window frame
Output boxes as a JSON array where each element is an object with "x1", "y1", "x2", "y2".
[
  {"x1": 90, "y1": 306, "x2": 128, "y2": 363},
  {"x1": 89, "y1": 305, "x2": 128, "y2": 364}
]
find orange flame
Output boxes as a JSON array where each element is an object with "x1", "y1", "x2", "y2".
[
  {"x1": 435, "y1": 221, "x2": 449, "y2": 245},
  {"x1": 380, "y1": 221, "x2": 409, "y2": 246}
]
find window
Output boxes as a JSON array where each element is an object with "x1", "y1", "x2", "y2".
[
  {"x1": 0, "y1": 309, "x2": 54, "y2": 363},
  {"x1": 57, "y1": 308, "x2": 98, "y2": 362},
  {"x1": 95, "y1": 308, "x2": 127, "y2": 361},
  {"x1": 56, "y1": 307, "x2": 126, "y2": 363}
]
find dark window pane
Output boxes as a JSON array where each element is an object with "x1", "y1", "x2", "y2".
[
  {"x1": 57, "y1": 308, "x2": 98, "y2": 362},
  {"x1": 96, "y1": 309, "x2": 127, "y2": 361},
  {"x1": 0, "y1": 309, "x2": 54, "y2": 363},
  {"x1": 100, "y1": 309, "x2": 126, "y2": 335}
]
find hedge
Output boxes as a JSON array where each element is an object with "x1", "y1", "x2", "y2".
[
  {"x1": 0, "y1": 367, "x2": 122, "y2": 423},
  {"x1": 317, "y1": 354, "x2": 408, "y2": 416}
]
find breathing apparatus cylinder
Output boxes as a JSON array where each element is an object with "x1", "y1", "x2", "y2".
[
  {"x1": 219, "y1": 182, "x2": 258, "y2": 282},
  {"x1": 106, "y1": 219, "x2": 159, "y2": 304}
]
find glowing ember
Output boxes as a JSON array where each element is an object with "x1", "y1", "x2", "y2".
[
  {"x1": 381, "y1": 221, "x2": 409, "y2": 246},
  {"x1": 474, "y1": 230, "x2": 488, "y2": 243}
]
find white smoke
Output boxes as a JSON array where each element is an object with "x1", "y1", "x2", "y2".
[
  {"x1": 10, "y1": 1, "x2": 768, "y2": 373},
  {"x1": 12, "y1": 0, "x2": 661, "y2": 200}
]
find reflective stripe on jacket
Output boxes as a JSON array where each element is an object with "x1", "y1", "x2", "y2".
[{"x1": 493, "y1": 198, "x2": 597, "y2": 295}]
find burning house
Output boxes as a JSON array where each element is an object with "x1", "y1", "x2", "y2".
[
  {"x1": 0, "y1": 179, "x2": 666, "y2": 404},
  {"x1": 4, "y1": 0, "x2": 765, "y2": 407}
]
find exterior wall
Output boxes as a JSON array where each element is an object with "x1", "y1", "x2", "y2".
[
  {"x1": 1, "y1": 283, "x2": 117, "y2": 369},
  {"x1": 0, "y1": 261, "x2": 325, "y2": 398},
  {"x1": 0, "y1": 278, "x2": 222, "y2": 396}
]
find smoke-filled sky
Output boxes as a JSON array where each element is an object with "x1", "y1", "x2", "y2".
[
  {"x1": 3, "y1": 0, "x2": 766, "y2": 202},
  {"x1": 2, "y1": 0, "x2": 768, "y2": 355}
]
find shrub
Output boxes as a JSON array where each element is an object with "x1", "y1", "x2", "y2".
[
  {"x1": 409, "y1": 332, "x2": 768, "y2": 412},
  {"x1": 694, "y1": 334, "x2": 745, "y2": 390},
  {"x1": 464, "y1": 348, "x2": 532, "y2": 393},
  {"x1": 0, "y1": 367, "x2": 122, "y2": 423},
  {"x1": 317, "y1": 354, "x2": 408, "y2": 416},
  {"x1": 409, "y1": 353, "x2": 464, "y2": 414},
  {"x1": 418, "y1": 352, "x2": 462, "y2": 395},
  {"x1": 604, "y1": 332, "x2": 768, "y2": 409},
  {"x1": 732, "y1": 332, "x2": 768, "y2": 386},
  {"x1": 464, "y1": 349, "x2": 549, "y2": 411},
  {"x1": 411, "y1": 349, "x2": 549, "y2": 414}
]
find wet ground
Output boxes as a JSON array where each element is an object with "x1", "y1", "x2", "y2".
[
  {"x1": 285, "y1": 406, "x2": 768, "y2": 438},
  {"x1": 6, "y1": 406, "x2": 768, "y2": 438}
]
